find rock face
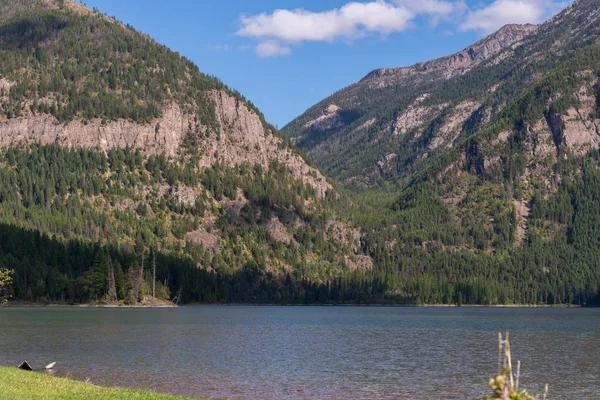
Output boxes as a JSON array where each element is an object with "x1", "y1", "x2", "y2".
[
  {"x1": 394, "y1": 102, "x2": 444, "y2": 137},
  {"x1": 304, "y1": 104, "x2": 344, "y2": 131},
  {"x1": 264, "y1": 217, "x2": 293, "y2": 245},
  {"x1": 0, "y1": 103, "x2": 188, "y2": 156},
  {"x1": 0, "y1": 90, "x2": 331, "y2": 196},
  {"x1": 205, "y1": 91, "x2": 331, "y2": 196},
  {"x1": 427, "y1": 101, "x2": 481, "y2": 151}
]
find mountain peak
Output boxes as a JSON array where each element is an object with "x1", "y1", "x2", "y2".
[{"x1": 464, "y1": 23, "x2": 538, "y2": 61}]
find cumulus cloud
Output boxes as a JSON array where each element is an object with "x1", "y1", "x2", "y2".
[
  {"x1": 237, "y1": 0, "x2": 568, "y2": 57},
  {"x1": 208, "y1": 44, "x2": 230, "y2": 52},
  {"x1": 237, "y1": 0, "x2": 464, "y2": 57},
  {"x1": 393, "y1": 0, "x2": 467, "y2": 16},
  {"x1": 460, "y1": 0, "x2": 561, "y2": 33},
  {"x1": 237, "y1": 2, "x2": 412, "y2": 43},
  {"x1": 256, "y1": 41, "x2": 292, "y2": 58}
]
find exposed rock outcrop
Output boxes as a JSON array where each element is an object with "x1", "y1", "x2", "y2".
[
  {"x1": 0, "y1": 90, "x2": 331, "y2": 196},
  {"x1": 377, "y1": 153, "x2": 398, "y2": 175},
  {"x1": 185, "y1": 228, "x2": 220, "y2": 253},
  {"x1": 264, "y1": 217, "x2": 293, "y2": 244},
  {"x1": 303, "y1": 104, "x2": 344, "y2": 131},
  {"x1": 0, "y1": 103, "x2": 189, "y2": 155},
  {"x1": 326, "y1": 221, "x2": 363, "y2": 255},
  {"x1": 394, "y1": 103, "x2": 445, "y2": 137},
  {"x1": 204, "y1": 91, "x2": 331, "y2": 196},
  {"x1": 542, "y1": 81, "x2": 600, "y2": 155},
  {"x1": 344, "y1": 255, "x2": 373, "y2": 272},
  {"x1": 428, "y1": 101, "x2": 481, "y2": 150}
]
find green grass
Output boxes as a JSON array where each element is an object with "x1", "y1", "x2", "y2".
[{"x1": 0, "y1": 367, "x2": 196, "y2": 400}]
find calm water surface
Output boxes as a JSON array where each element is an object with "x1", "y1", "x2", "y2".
[{"x1": 0, "y1": 306, "x2": 599, "y2": 399}]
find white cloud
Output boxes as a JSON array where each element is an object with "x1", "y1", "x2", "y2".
[
  {"x1": 237, "y1": 0, "x2": 464, "y2": 57},
  {"x1": 237, "y1": 2, "x2": 413, "y2": 43},
  {"x1": 256, "y1": 41, "x2": 292, "y2": 58},
  {"x1": 237, "y1": 0, "x2": 570, "y2": 57},
  {"x1": 460, "y1": 0, "x2": 560, "y2": 33},
  {"x1": 395, "y1": 0, "x2": 468, "y2": 27},
  {"x1": 393, "y1": 0, "x2": 467, "y2": 16},
  {"x1": 208, "y1": 44, "x2": 229, "y2": 52}
]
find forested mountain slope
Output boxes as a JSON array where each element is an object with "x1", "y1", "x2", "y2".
[
  {"x1": 0, "y1": 0, "x2": 373, "y2": 304},
  {"x1": 353, "y1": 43, "x2": 600, "y2": 305},
  {"x1": 280, "y1": 0, "x2": 600, "y2": 306}
]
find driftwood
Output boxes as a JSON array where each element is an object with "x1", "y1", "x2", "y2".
[{"x1": 17, "y1": 361, "x2": 32, "y2": 371}]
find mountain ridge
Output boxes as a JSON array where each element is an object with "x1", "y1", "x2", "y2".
[
  {"x1": 282, "y1": 0, "x2": 600, "y2": 186},
  {"x1": 361, "y1": 23, "x2": 538, "y2": 85}
]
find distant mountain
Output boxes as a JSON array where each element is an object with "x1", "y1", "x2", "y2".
[
  {"x1": 0, "y1": 0, "x2": 372, "y2": 305},
  {"x1": 283, "y1": 0, "x2": 600, "y2": 186}
]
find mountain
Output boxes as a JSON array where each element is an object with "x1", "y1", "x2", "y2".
[
  {"x1": 2, "y1": 0, "x2": 600, "y2": 307},
  {"x1": 282, "y1": 0, "x2": 600, "y2": 305},
  {"x1": 0, "y1": 0, "x2": 374, "y2": 305},
  {"x1": 283, "y1": 0, "x2": 600, "y2": 187}
]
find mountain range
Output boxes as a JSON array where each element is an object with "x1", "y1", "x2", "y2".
[{"x1": 1, "y1": 0, "x2": 600, "y2": 305}]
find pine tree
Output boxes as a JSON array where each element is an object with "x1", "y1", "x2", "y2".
[
  {"x1": 91, "y1": 248, "x2": 108, "y2": 301},
  {"x1": 107, "y1": 257, "x2": 117, "y2": 303}
]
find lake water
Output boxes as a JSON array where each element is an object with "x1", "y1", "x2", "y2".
[{"x1": 0, "y1": 307, "x2": 599, "y2": 399}]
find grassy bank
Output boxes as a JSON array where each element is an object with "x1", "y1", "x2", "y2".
[{"x1": 0, "y1": 367, "x2": 194, "y2": 400}]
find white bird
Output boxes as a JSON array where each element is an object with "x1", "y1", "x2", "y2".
[{"x1": 45, "y1": 362, "x2": 56, "y2": 370}]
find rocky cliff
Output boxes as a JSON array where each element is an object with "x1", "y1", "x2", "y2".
[{"x1": 0, "y1": 90, "x2": 330, "y2": 196}]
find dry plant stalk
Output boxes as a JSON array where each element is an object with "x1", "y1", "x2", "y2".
[
  {"x1": 486, "y1": 332, "x2": 547, "y2": 400},
  {"x1": 516, "y1": 360, "x2": 521, "y2": 392},
  {"x1": 498, "y1": 332, "x2": 515, "y2": 390}
]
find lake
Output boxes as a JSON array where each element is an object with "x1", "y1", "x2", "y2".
[{"x1": 0, "y1": 307, "x2": 598, "y2": 399}]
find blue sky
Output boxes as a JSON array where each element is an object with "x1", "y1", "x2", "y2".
[{"x1": 83, "y1": 0, "x2": 568, "y2": 128}]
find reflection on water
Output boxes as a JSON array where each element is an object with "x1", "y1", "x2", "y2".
[{"x1": 1, "y1": 306, "x2": 599, "y2": 399}]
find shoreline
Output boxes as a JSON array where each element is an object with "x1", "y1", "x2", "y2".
[
  {"x1": 3, "y1": 301, "x2": 584, "y2": 308},
  {"x1": 4, "y1": 302, "x2": 177, "y2": 308},
  {"x1": 186, "y1": 303, "x2": 583, "y2": 308}
]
